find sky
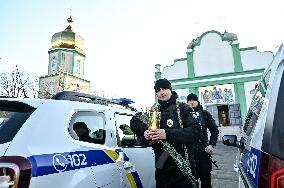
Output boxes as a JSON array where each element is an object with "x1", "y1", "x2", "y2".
[{"x1": 1, "y1": 0, "x2": 284, "y2": 109}]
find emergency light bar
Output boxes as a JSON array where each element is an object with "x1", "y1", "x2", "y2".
[
  {"x1": 52, "y1": 91, "x2": 135, "y2": 108},
  {"x1": 112, "y1": 98, "x2": 134, "y2": 105}
]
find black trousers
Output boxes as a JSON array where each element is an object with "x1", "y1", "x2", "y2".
[
  {"x1": 155, "y1": 168, "x2": 196, "y2": 188},
  {"x1": 195, "y1": 151, "x2": 212, "y2": 188}
]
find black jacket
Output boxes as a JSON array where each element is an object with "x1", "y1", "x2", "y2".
[
  {"x1": 130, "y1": 91, "x2": 201, "y2": 171},
  {"x1": 193, "y1": 103, "x2": 219, "y2": 147}
]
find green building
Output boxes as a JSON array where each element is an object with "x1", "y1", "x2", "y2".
[{"x1": 155, "y1": 30, "x2": 274, "y2": 135}]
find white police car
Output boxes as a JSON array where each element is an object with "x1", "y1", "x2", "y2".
[
  {"x1": 0, "y1": 92, "x2": 155, "y2": 188},
  {"x1": 223, "y1": 44, "x2": 284, "y2": 188}
]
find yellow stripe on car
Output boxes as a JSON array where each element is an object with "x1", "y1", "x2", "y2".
[
  {"x1": 126, "y1": 172, "x2": 137, "y2": 188},
  {"x1": 104, "y1": 149, "x2": 121, "y2": 162}
]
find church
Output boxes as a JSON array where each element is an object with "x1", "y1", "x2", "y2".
[
  {"x1": 38, "y1": 16, "x2": 90, "y2": 98},
  {"x1": 155, "y1": 30, "x2": 274, "y2": 136}
]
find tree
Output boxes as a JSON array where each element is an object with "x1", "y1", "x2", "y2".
[{"x1": 0, "y1": 65, "x2": 38, "y2": 98}]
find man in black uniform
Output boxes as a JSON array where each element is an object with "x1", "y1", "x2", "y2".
[
  {"x1": 73, "y1": 122, "x2": 105, "y2": 144},
  {"x1": 187, "y1": 93, "x2": 219, "y2": 188},
  {"x1": 130, "y1": 79, "x2": 201, "y2": 188}
]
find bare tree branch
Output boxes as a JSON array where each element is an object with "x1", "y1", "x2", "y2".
[{"x1": 0, "y1": 65, "x2": 38, "y2": 98}]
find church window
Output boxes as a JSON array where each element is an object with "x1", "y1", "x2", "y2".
[
  {"x1": 49, "y1": 82, "x2": 55, "y2": 94},
  {"x1": 74, "y1": 60, "x2": 81, "y2": 74},
  {"x1": 51, "y1": 56, "x2": 57, "y2": 71}
]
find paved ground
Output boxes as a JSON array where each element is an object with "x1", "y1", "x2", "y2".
[{"x1": 210, "y1": 141, "x2": 239, "y2": 188}]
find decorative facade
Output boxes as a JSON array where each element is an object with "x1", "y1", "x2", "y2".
[
  {"x1": 155, "y1": 30, "x2": 274, "y2": 128},
  {"x1": 39, "y1": 16, "x2": 90, "y2": 98}
]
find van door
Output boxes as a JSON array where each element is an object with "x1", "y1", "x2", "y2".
[{"x1": 114, "y1": 112, "x2": 155, "y2": 188}]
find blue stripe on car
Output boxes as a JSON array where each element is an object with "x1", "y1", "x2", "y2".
[
  {"x1": 131, "y1": 171, "x2": 143, "y2": 188},
  {"x1": 115, "y1": 149, "x2": 129, "y2": 161},
  {"x1": 28, "y1": 150, "x2": 114, "y2": 177}
]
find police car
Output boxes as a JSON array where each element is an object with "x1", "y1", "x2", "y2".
[
  {"x1": 223, "y1": 44, "x2": 284, "y2": 188},
  {"x1": 0, "y1": 91, "x2": 155, "y2": 188}
]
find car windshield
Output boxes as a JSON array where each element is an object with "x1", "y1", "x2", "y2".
[
  {"x1": 0, "y1": 100, "x2": 35, "y2": 144},
  {"x1": 0, "y1": 111, "x2": 12, "y2": 127}
]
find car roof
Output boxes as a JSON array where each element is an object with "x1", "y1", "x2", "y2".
[
  {"x1": 0, "y1": 94, "x2": 137, "y2": 113},
  {"x1": 0, "y1": 98, "x2": 46, "y2": 108}
]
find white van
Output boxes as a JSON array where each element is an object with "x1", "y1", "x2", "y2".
[
  {"x1": 0, "y1": 91, "x2": 155, "y2": 188},
  {"x1": 223, "y1": 44, "x2": 284, "y2": 188}
]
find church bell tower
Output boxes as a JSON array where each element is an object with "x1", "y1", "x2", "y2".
[{"x1": 39, "y1": 16, "x2": 90, "y2": 98}]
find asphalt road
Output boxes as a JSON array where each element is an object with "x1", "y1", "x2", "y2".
[{"x1": 210, "y1": 141, "x2": 239, "y2": 188}]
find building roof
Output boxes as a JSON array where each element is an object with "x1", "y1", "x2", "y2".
[{"x1": 51, "y1": 16, "x2": 85, "y2": 54}]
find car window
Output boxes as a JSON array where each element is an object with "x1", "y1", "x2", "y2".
[
  {"x1": 69, "y1": 111, "x2": 106, "y2": 144},
  {"x1": 0, "y1": 101, "x2": 35, "y2": 144},
  {"x1": 243, "y1": 90, "x2": 265, "y2": 136},
  {"x1": 115, "y1": 112, "x2": 144, "y2": 147}
]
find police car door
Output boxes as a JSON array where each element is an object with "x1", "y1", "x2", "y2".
[
  {"x1": 21, "y1": 110, "x2": 105, "y2": 188},
  {"x1": 115, "y1": 112, "x2": 155, "y2": 188},
  {"x1": 69, "y1": 111, "x2": 124, "y2": 187}
]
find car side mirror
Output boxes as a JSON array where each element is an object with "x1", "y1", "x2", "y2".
[
  {"x1": 121, "y1": 136, "x2": 136, "y2": 147},
  {"x1": 222, "y1": 135, "x2": 245, "y2": 149},
  {"x1": 121, "y1": 135, "x2": 147, "y2": 147},
  {"x1": 222, "y1": 135, "x2": 237, "y2": 147}
]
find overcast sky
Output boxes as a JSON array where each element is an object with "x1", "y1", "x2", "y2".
[{"x1": 1, "y1": 0, "x2": 283, "y2": 108}]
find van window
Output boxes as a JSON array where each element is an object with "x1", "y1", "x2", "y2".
[
  {"x1": 69, "y1": 111, "x2": 106, "y2": 144},
  {"x1": 0, "y1": 101, "x2": 35, "y2": 144},
  {"x1": 243, "y1": 90, "x2": 264, "y2": 136}
]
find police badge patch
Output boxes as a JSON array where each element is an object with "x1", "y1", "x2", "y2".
[
  {"x1": 167, "y1": 119, "x2": 173, "y2": 127},
  {"x1": 191, "y1": 111, "x2": 199, "y2": 119}
]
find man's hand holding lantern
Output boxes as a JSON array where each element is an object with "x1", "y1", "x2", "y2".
[
  {"x1": 149, "y1": 129, "x2": 166, "y2": 141},
  {"x1": 144, "y1": 130, "x2": 152, "y2": 140}
]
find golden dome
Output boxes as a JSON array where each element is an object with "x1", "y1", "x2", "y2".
[{"x1": 51, "y1": 16, "x2": 85, "y2": 54}]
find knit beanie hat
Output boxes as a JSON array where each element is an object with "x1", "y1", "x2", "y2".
[
  {"x1": 187, "y1": 93, "x2": 199, "y2": 102},
  {"x1": 154, "y1": 78, "x2": 172, "y2": 92}
]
